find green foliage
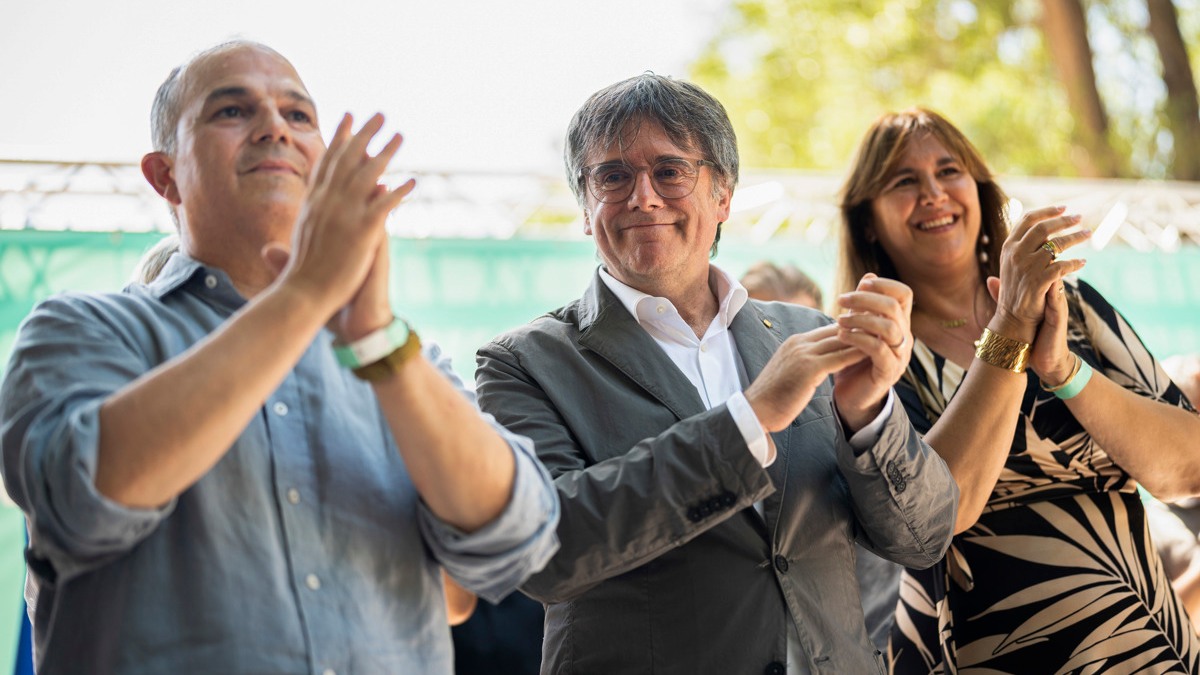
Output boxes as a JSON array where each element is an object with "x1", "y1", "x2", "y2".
[{"x1": 691, "y1": 0, "x2": 1196, "y2": 179}]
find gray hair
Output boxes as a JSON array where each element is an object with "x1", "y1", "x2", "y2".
[
  {"x1": 150, "y1": 40, "x2": 287, "y2": 155},
  {"x1": 565, "y1": 73, "x2": 739, "y2": 208}
]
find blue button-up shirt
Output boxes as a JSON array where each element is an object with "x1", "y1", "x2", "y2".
[{"x1": 0, "y1": 253, "x2": 559, "y2": 675}]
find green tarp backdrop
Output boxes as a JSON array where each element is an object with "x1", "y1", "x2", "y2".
[{"x1": 2, "y1": 230, "x2": 1198, "y2": 376}]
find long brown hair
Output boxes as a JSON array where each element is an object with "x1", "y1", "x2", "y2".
[{"x1": 835, "y1": 108, "x2": 1008, "y2": 296}]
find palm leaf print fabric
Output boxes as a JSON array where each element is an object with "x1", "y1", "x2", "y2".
[{"x1": 889, "y1": 279, "x2": 1200, "y2": 674}]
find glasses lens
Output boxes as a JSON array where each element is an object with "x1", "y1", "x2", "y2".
[
  {"x1": 653, "y1": 159, "x2": 699, "y2": 199},
  {"x1": 588, "y1": 164, "x2": 633, "y2": 203}
]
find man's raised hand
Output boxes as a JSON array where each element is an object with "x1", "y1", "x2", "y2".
[{"x1": 264, "y1": 113, "x2": 415, "y2": 332}]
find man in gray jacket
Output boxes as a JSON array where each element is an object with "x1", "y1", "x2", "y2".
[{"x1": 476, "y1": 74, "x2": 957, "y2": 674}]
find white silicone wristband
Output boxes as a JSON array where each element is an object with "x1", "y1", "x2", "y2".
[{"x1": 333, "y1": 318, "x2": 411, "y2": 369}]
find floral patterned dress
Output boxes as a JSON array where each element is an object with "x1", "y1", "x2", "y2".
[{"x1": 889, "y1": 279, "x2": 1200, "y2": 674}]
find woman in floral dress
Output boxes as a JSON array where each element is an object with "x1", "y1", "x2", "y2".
[{"x1": 837, "y1": 108, "x2": 1200, "y2": 673}]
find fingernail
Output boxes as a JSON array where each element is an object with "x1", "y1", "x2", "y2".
[{"x1": 1081, "y1": 228, "x2": 1092, "y2": 236}]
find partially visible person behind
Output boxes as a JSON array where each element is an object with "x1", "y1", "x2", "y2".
[
  {"x1": 132, "y1": 233, "x2": 180, "y2": 285},
  {"x1": 1145, "y1": 497, "x2": 1200, "y2": 629},
  {"x1": 0, "y1": 40, "x2": 557, "y2": 675},
  {"x1": 1147, "y1": 353, "x2": 1200, "y2": 630},
  {"x1": 838, "y1": 107, "x2": 1200, "y2": 672},
  {"x1": 739, "y1": 260, "x2": 824, "y2": 309},
  {"x1": 1164, "y1": 353, "x2": 1200, "y2": 407},
  {"x1": 452, "y1": 593, "x2": 544, "y2": 674}
]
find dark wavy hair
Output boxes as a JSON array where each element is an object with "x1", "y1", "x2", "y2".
[{"x1": 835, "y1": 108, "x2": 1008, "y2": 296}]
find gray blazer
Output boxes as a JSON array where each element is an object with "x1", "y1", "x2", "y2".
[{"x1": 476, "y1": 272, "x2": 957, "y2": 675}]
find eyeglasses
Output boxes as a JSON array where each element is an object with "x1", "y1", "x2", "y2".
[{"x1": 582, "y1": 158, "x2": 715, "y2": 203}]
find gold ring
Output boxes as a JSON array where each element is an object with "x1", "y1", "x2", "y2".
[{"x1": 1040, "y1": 240, "x2": 1061, "y2": 260}]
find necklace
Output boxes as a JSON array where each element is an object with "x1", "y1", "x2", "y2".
[{"x1": 918, "y1": 283, "x2": 988, "y2": 333}]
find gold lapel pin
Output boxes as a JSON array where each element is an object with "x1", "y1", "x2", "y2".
[{"x1": 763, "y1": 319, "x2": 772, "y2": 328}]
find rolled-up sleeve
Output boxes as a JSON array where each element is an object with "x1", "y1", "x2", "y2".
[
  {"x1": 1, "y1": 296, "x2": 173, "y2": 582},
  {"x1": 415, "y1": 343, "x2": 560, "y2": 603}
]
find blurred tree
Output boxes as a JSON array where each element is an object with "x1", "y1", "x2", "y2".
[
  {"x1": 1041, "y1": 0, "x2": 1128, "y2": 176},
  {"x1": 1147, "y1": 0, "x2": 1200, "y2": 179},
  {"x1": 691, "y1": 0, "x2": 1199, "y2": 180}
]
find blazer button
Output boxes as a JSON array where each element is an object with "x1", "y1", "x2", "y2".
[
  {"x1": 887, "y1": 460, "x2": 908, "y2": 494},
  {"x1": 720, "y1": 491, "x2": 736, "y2": 507},
  {"x1": 764, "y1": 662, "x2": 785, "y2": 675},
  {"x1": 699, "y1": 504, "x2": 713, "y2": 518},
  {"x1": 707, "y1": 497, "x2": 723, "y2": 511},
  {"x1": 687, "y1": 507, "x2": 702, "y2": 523},
  {"x1": 773, "y1": 555, "x2": 789, "y2": 573}
]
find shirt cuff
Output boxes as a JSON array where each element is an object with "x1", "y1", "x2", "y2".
[
  {"x1": 727, "y1": 392, "x2": 775, "y2": 467},
  {"x1": 419, "y1": 423, "x2": 560, "y2": 603},
  {"x1": 844, "y1": 389, "x2": 896, "y2": 452}
]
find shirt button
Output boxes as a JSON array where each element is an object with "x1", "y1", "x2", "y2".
[
  {"x1": 765, "y1": 662, "x2": 785, "y2": 675},
  {"x1": 699, "y1": 343, "x2": 708, "y2": 353},
  {"x1": 656, "y1": 305, "x2": 666, "y2": 314},
  {"x1": 305, "y1": 574, "x2": 321, "y2": 590},
  {"x1": 286, "y1": 488, "x2": 301, "y2": 505},
  {"x1": 204, "y1": 274, "x2": 218, "y2": 289},
  {"x1": 273, "y1": 402, "x2": 288, "y2": 416},
  {"x1": 773, "y1": 555, "x2": 789, "y2": 574}
]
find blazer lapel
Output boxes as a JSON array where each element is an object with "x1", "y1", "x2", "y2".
[
  {"x1": 731, "y1": 301, "x2": 790, "y2": 540},
  {"x1": 576, "y1": 272, "x2": 707, "y2": 422},
  {"x1": 729, "y1": 300, "x2": 783, "y2": 386}
]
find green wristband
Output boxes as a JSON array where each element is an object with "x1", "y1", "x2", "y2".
[{"x1": 1054, "y1": 358, "x2": 1093, "y2": 400}]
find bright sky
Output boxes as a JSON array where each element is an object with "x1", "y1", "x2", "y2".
[{"x1": 1, "y1": 0, "x2": 725, "y2": 173}]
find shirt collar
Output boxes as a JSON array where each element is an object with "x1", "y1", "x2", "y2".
[
  {"x1": 141, "y1": 251, "x2": 246, "y2": 310},
  {"x1": 597, "y1": 264, "x2": 749, "y2": 331}
]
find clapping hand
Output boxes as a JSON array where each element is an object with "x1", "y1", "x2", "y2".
[
  {"x1": 263, "y1": 113, "x2": 416, "y2": 341},
  {"x1": 832, "y1": 274, "x2": 914, "y2": 432}
]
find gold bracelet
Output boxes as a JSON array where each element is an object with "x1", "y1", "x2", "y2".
[
  {"x1": 973, "y1": 328, "x2": 1031, "y2": 373},
  {"x1": 1040, "y1": 353, "x2": 1082, "y2": 393}
]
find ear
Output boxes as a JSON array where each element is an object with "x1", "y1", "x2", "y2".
[
  {"x1": 582, "y1": 209, "x2": 593, "y2": 236},
  {"x1": 141, "y1": 152, "x2": 181, "y2": 206},
  {"x1": 714, "y1": 185, "x2": 732, "y2": 223}
]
